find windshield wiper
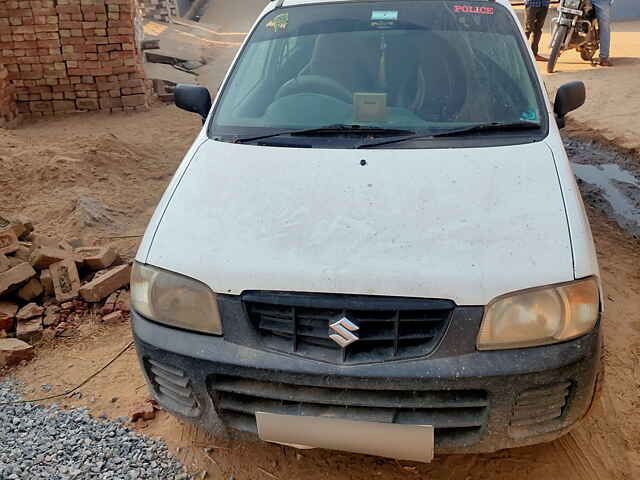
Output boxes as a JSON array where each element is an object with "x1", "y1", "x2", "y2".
[
  {"x1": 233, "y1": 124, "x2": 415, "y2": 144},
  {"x1": 357, "y1": 121, "x2": 541, "y2": 149}
]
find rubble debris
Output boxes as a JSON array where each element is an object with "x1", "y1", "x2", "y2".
[
  {"x1": 0, "y1": 229, "x2": 19, "y2": 255},
  {"x1": 50, "y1": 258, "x2": 82, "y2": 303},
  {"x1": 0, "y1": 263, "x2": 37, "y2": 295},
  {"x1": 16, "y1": 318, "x2": 43, "y2": 344},
  {"x1": 16, "y1": 303, "x2": 45, "y2": 321},
  {"x1": 116, "y1": 291, "x2": 130, "y2": 312},
  {"x1": 0, "y1": 338, "x2": 34, "y2": 367},
  {"x1": 0, "y1": 216, "x2": 131, "y2": 365},
  {"x1": 43, "y1": 306, "x2": 61, "y2": 328},
  {"x1": 102, "y1": 311, "x2": 124, "y2": 324},
  {"x1": 17, "y1": 278, "x2": 43, "y2": 302},
  {"x1": 103, "y1": 292, "x2": 119, "y2": 314},
  {"x1": 76, "y1": 246, "x2": 117, "y2": 271},
  {"x1": 80, "y1": 264, "x2": 132, "y2": 302}
]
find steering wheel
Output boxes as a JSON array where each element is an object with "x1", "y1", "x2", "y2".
[{"x1": 275, "y1": 74, "x2": 353, "y2": 104}]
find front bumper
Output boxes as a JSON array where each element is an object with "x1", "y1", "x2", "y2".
[{"x1": 132, "y1": 310, "x2": 601, "y2": 454}]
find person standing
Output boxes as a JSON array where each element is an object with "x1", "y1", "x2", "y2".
[
  {"x1": 592, "y1": 0, "x2": 613, "y2": 66},
  {"x1": 524, "y1": 0, "x2": 550, "y2": 62}
]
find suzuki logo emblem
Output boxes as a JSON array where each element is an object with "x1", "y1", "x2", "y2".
[{"x1": 329, "y1": 317, "x2": 360, "y2": 348}]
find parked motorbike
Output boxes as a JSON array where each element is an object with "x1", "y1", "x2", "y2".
[{"x1": 547, "y1": 0, "x2": 600, "y2": 73}]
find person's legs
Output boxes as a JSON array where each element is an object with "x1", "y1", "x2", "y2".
[
  {"x1": 530, "y1": 7, "x2": 549, "y2": 56},
  {"x1": 524, "y1": 7, "x2": 535, "y2": 43},
  {"x1": 592, "y1": 0, "x2": 612, "y2": 59}
]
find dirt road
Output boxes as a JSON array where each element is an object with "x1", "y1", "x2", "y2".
[{"x1": 2, "y1": 2, "x2": 639, "y2": 479}]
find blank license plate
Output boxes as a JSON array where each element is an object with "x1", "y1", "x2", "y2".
[{"x1": 256, "y1": 412, "x2": 434, "y2": 463}]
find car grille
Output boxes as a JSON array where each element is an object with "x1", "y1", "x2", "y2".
[
  {"x1": 510, "y1": 382, "x2": 571, "y2": 436},
  {"x1": 210, "y1": 373, "x2": 488, "y2": 449},
  {"x1": 243, "y1": 292, "x2": 455, "y2": 364},
  {"x1": 145, "y1": 358, "x2": 200, "y2": 417}
]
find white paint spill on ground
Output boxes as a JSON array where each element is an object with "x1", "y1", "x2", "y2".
[{"x1": 571, "y1": 162, "x2": 640, "y2": 233}]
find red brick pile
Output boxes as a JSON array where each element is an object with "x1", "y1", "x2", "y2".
[
  {"x1": 0, "y1": 0, "x2": 152, "y2": 120},
  {"x1": 139, "y1": 0, "x2": 177, "y2": 23},
  {"x1": 0, "y1": 62, "x2": 19, "y2": 127},
  {"x1": 0, "y1": 215, "x2": 131, "y2": 368}
]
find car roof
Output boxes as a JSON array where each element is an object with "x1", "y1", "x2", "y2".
[{"x1": 279, "y1": 0, "x2": 513, "y2": 8}]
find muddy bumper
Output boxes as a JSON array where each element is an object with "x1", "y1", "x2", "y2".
[{"x1": 131, "y1": 309, "x2": 601, "y2": 455}]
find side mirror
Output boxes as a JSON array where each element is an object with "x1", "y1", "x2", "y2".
[
  {"x1": 554, "y1": 81, "x2": 585, "y2": 128},
  {"x1": 175, "y1": 84, "x2": 212, "y2": 121}
]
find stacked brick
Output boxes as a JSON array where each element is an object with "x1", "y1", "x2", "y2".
[
  {"x1": 0, "y1": 62, "x2": 19, "y2": 127},
  {"x1": 0, "y1": 0, "x2": 152, "y2": 120},
  {"x1": 139, "y1": 0, "x2": 177, "y2": 22}
]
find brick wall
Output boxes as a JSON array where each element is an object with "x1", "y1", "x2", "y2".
[
  {"x1": 139, "y1": 0, "x2": 177, "y2": 22},
  {"x1": 0, "y1": 62, "x2": 19, "y2": 127},
  {"x1": 0, "y1": 0, "x2": 152, "y2": 120}
]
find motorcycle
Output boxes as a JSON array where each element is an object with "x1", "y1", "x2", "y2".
[{"x1": 547, "y1": 0, "x2": 600, "y2": 73}]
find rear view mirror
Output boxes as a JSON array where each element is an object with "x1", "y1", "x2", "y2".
[
  {"x1": 175, "y1": 84, "x2": 212, "y2": 121},
  {"x1": 554, "y1": 81, "x2": 586, "y2": 128}
]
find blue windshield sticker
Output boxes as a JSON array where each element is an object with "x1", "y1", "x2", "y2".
[
  {"x1": 371, "y1": 10, "x2": 398, "y2": 21},
  {"x1": 520, "y1": 108, "x2": 538, "y2": 122}
]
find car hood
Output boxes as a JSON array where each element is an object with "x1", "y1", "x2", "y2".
[{"x1": 144, "y1": 140, "x2": 573, "y2": 305}]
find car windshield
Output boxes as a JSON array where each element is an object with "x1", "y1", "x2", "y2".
[{"x1": 210, "y1": 0, "x2": 546, "y2": 146}]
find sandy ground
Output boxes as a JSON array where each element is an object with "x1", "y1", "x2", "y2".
[
  {"x1": 538, "y1": 18, "x2": 640, "y2": 153},
  {"x1": 1, "y1": 3, "x2": 639, "y2": 479}
]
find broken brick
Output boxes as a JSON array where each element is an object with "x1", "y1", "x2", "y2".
[
  {"x1": 76, "y1": 246, "x2": 117, "y2": 270},
  {"x1": 40, "y1": 269, "x2": 54, "y2": 295},
  {"x1": 102, "y1": 311, "x2": 123, "y2": 324},
  {"x1": 16, "y1": 317, "x2": 43, "y2": 344},
  {"x1": 0, "y1": 229, "x2": 19, "y2": 255},
  {"x1": 16, "y1": 303, "x2": 45, "y2": 321},
  {"x1": 0, "y1": 262, "x2": 37, "y2": 296},
  {"x1": 79, "y1": 264, "x2": 131, "y2": 302},
  {"x1": 0, "y1": 338, "x2": 34, "y2": 368},
  {"x1": 0, "y1": 301, "x2": 18, "y2": 331},
  {"x1": 17, "y1": 278, "x2": 44, "y2": 302},
  {"x1": 102, "y1": 291, "x2": 119, "y2": 314},
  {"x1": 50, "y1": 258, "x2": 81, "y2": 302},
  {"x1": 115, "y1": 290, "x2": 130, "y2": 312},
  {"x1": 43, "y1": 305, "x2": 61, "y2": 327},
  {"x1": 130, "y1": 401, "x2": 156, "y2": 422},
  {"x1": 30, "y1": 246, "x2": 72, "y2": 269}
]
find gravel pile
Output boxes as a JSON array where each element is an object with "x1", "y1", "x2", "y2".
[{"x1": 0, "y1": 382, "x2": 189, "y2": 480}]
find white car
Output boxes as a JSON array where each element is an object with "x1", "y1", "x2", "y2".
[{"x1": 131, "y1": 0, "x2": 603, "y2": 462}]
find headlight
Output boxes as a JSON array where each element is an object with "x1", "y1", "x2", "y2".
[
  {"x1": 477, "y1": 278, "x2": 599, "y2": 350},
  {"x1": 131, "y1": 262, "x2": 222, "y2": 335},
  {"x1": 564, "y1": 0, "x2": 582, "y2": 9}
]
